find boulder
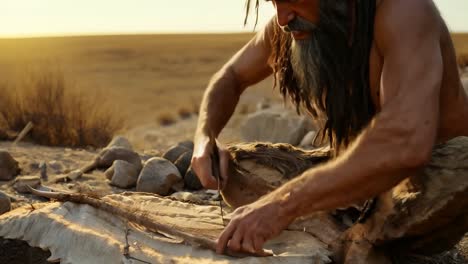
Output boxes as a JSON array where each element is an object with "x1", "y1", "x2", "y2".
[
  {"x1": 13, "y1": 176, "x2": 41, "y2": 193},
  {"x1": 184, "y1": 166, "x2": 203, "y2": 191},
  {"x1": 241, "y1": 109, "x2": 315, "y2": 146},
  {"x1": 97, "y1": 147, "x2": 142, "y2": 171},
  {"x1": 299, "y1": 131, "x2": 318, "y2": 149},
  {"x1": 177, "y1": 140, "x2": 194, "y2": 151},
  {"x1": 0, "y1": 191, "x2": 11, "y2": 215},
  {"x1": 106, "y1": 136, "x2": 133, "y2": 151},
  {"x1": 162, "y1": 145, "x2": 190, "y2": 163},
  {"x1": 174, "y1": 150, "x2": 193, "y2": 176},
  {"x1": 136, "y1": 158, "x2": 183, "y2": 196},
  {"x1": 104, "y1": 167, "x2": 114, "y2": 180},
  {"x1": 106, "y1": 160, "x2": 139, "y2": 189},
  {"x1": 0, "y1": 151, "x2": 20, "y2": 181}
]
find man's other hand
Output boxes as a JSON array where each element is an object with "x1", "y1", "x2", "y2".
[
  {"x1": 191, "y1": 136, "x2": 230, "y2": 190},
  {"x1": 216, "y1": 197, "x2": 294, "y2": 255}
]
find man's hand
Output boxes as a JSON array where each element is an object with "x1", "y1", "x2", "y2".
[
  {"x1": 191, "y1": 135, "x2": 230, "y2": 190},
  {"x1": 216, "y1": 196, "x2": 295, "y2": 255}
]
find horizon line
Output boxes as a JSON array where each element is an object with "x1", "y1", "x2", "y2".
[
  {"x1": 0, "y1": 30, "x2": 260, "y2": 40},
  {"x1": 1, "y1": 29, "x2": 467, "y2": 40}
]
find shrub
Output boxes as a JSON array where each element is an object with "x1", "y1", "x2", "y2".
[
  {"x1": 177, "y1": 107, "x2": 192, "y2": 120},
  {"x1": 0, "y1": 69, "x2": 123, "y2": 148},
  {"x1": 157, "y1": 113, "x2": 176, "y2": 126}
]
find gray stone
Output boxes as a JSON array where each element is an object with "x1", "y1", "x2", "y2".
[
  {"x1": 177, "y1": 140, "x2": 194, "y2": 151},
  {"x1": 174, "y1": 150, "x2": 193, "y2": 176},
  {"x1": 162, "y1": 145, "x2": 190, "y2": 163},
  {"x1": 13, "y1": 176, "x2": 41, "y2": 193},
  {"x1": 184, "y1": 166, "x2": 203, "y2": 191},
  {"x1": 104, "y1": 166, "x2": 114, "y2": 180},
  {"x1": 39, "y1": 162, "x2": 48, "y2": 181},
  {"x1": 67, "y1": 169, "x2": 83, "y2": 181},
  {"x1": 48, "y1": 160, "x2": 63, "y2": 172},
  {"x1": 299, "y1": 131, "x2": 318, "y2": 148},
  {"x1": 107, "y1": 160, "x2": 139, "y2": 189},
  {"x1": 106, "y1": 136, "x2": 133, "y2": 151},
  {"x1": 0, "y1": 151, "x2": 20, "y2": 181},
  {"x1": 0, "y1": 191, "x2": 11, "y2": 215},
  {"x1": 241, "y1": 109, "x2": 315, "y2": 146},
  {"x1": 136, "y1": 157, "x2": 183, "y2": 196},
  {"x1": 256, "y1": 98, "x2": 271, "y2": 111},
  {"x1": 97, "y1": 147, "x2": 142, "y2": 171}
]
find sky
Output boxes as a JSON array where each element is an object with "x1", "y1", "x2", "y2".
[{"x1": 0, "y1": 0, "x2": 467, "y2": 38}]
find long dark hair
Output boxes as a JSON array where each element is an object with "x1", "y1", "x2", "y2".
[{"x1": 246, "y1": 0, "x2": 377, "y2": 155}]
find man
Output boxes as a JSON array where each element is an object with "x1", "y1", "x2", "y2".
[{"x1": 191, "y1": 0, "x2": 468, "y2": 256}]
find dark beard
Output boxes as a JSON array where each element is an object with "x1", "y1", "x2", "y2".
[{"x1": 270, "y1": 0, "x2": 377, "y2": 155}]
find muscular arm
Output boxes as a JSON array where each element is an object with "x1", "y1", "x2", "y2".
[
  {"x1": 193, "y1": 19, "x2": 275, "y2": 188},
  {"x1": 216, "y1": 0, "x2": 446, "y2": 254},
  {"x1": 195, "y1": 28, "x2": 273, "y2": 138},
  {"x1": 274, "y1": 0, "x2": 444, "y2": 216}
]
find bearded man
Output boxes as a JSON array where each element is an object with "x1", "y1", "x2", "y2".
[{"x1": 191, "y1": 0, "x2": 468, "y2": 258}]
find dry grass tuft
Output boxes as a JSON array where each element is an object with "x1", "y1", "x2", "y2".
[
  {"x1": 157, "y1": 113, "x2": 177, "y2": 126},
  {"x1": 0, "y1": 69, "x2": 123, "y2": 148},
  {"x1": 177, "y1": 107, "x2": 192, "y2": 120}
]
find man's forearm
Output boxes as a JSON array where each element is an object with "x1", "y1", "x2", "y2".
[
  {"x1": 269, "y1": 113, "x2": 435, "y2": 218},
  {"x1": 196, "y1": 66, "x2": 242, "y2": 140}
]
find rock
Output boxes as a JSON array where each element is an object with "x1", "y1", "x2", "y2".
[
  {"x1": 256, "y1": 98, "x2": 271, "y2": 111},
  {"x1": 104, "y1": 167, "x2": 114, "y2": 180},
  {"x1": 39, "y1": 162, "x2": 48, "y2": 181},
  {"x1": 140, "y1": 150, "x2": 162, "y2": 162},
  {"x1": 162, "y1": 145, "x2": 190, "y2": 163},
  {"x1": 241, "y1": 109, "x2": 315, "y2": 146},
  {"x1": 48, "y1": 160, "x2": 63, "y2": 172},
  {"x1": 97, "y1": 147, "x2": 142, "y2": 171},
  {"x1": 177, "y1": 140, "x2": 194, "y2": 151},
  {"x1": 0, "y1": 151, "x2": 20, "y2": 181},
  {"x1": 170, "y1": 191, "x2": 207, "y2": 204},
  {"x1": 184, "y1": 166, "x2": 203, "y2": 190},
  {"x1": 299, "y1": 131, "x2": 318, "y2": 148},
  {"x1": 67, "y1": 170, "x2": 83, "y2": 181},
  {"x1": 174, "y1": 150, "x2": 193, "y2": 176},
  {"x1": 13, "y1": 176, "x2": 41, "y2": 193},
  {"x1": 106, "y1": 136, "x2": 133, "y2": 150},
  {"x1": 0, "y1": 191, "x2": 11, "y2": 215},
  {"x1": 106, "y1": 160, "x2": 139, "y2": 189},
  {"x1": 136, "y1": 158, "x2": 182, "y2": 196}
]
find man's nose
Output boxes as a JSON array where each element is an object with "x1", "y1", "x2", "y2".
[{"x1": 275, "y1": 4, "x2": 295, "y2": 27}]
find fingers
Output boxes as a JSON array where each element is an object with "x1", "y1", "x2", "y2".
[
  {"x1": 216, "y1": 219, "x2": 237, "y2": 254},
  {"x1": 241, "y1": 235, "x2": 256, "y2": 254},
  {"x1": 191, "y1": 154, "x2": 218, "y2": 189},
  {"x1": 253, "y1": 235, "x2": 266, "y2": 253},
  {"x1": 218, "y1": 147, "x2": 231, "y2": 189}
]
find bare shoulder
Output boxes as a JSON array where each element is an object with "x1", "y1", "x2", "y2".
[
  {"x1": 374, "y1": 0, "x2": 442, "y2": 53},
  {"x1": 226, "y1": 17, "x2": 276, "y2": 88}
]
